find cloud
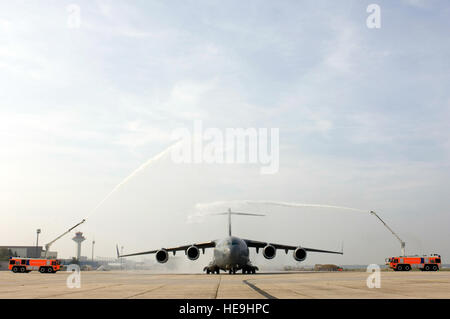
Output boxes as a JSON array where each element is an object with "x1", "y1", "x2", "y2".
[
  {"x1": 115, "y1": 121, "x2": 173, "y2": 148},
  {"x1": 324, "y1": 23, "x2": 361, "y2": 73},
  {"x1": 401, "y1": 0, "x2": 430, "y2": 8}
]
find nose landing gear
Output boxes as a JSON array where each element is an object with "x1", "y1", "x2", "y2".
[{"x1": 242, "y1": 265, "x2": 258, "y2": 274}]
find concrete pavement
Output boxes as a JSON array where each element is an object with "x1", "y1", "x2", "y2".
[{"x1": 0, "y1": 270, "x2": 449, "y2": 299}]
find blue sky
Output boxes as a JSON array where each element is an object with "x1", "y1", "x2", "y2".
[{"x1": 0, "y1": 0, "x2": 449, "y2": 264}]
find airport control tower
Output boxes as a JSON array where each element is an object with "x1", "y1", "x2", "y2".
[{"x1": 72, "y1": 232, "x2": 86, "y2": 261}]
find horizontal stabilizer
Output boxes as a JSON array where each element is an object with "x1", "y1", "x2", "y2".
[
  {"x1": 213, "y1": 211, "x2": 265, "y2": 216},
  {"x1": 209, "y1": 209, "x2": 266, "y2": 236}
]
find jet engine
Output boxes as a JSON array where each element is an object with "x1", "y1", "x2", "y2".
[
  {"x1": 293, "y1": 247, "x2": 307, "y2": 262},
  {"x1": 263, "y1": 244, "x2": 276, "y2": 259},
  {"x1": 156, "y1": 249, "x2": 169, "y2": 263},
  {"x1": 186, "y1": 245, "x2": 200, "y2": 261}
]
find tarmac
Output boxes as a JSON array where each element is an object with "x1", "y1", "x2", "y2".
[{"x1": 1, "y1": 270, "x2": 449, "y2": 299}]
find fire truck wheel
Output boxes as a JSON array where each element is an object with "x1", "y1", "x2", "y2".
[
  {"x1": 39, "y1": 267, "x2": 47, "y2": 273},
  {"x1": 20, "y1": 267, "x2": 26, "y2": 273},
  {"x1": 424, "y1": 265, "x2": 431, "y2": 271},
  {"x1": 432, "y1": 265, "x2": 438, "y2": 271},
  {"x1": 397, "y1": 265, "x2": 403, "y2": 271},
  {"x1": 47, "y1": 267, "x2": 54, "y2": 273},
  {"x1": 404, "y1": 265, "x2": 411, "y2": 271},
  {"x1": 12, "y1": 266, "x2": 19, "y2": 273}
]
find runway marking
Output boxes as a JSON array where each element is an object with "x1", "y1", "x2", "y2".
[
  {"x1": 243, "y1": 280, "x2": 277, "y2": 299},
  {"x1": 125, "y1": 285, "x2": 165, "y2": 299},
  {"x1": 214, "y1": 276, "x2": 222, "y2": 299}
]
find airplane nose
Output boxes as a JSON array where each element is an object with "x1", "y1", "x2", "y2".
[{"x1": 230, "y1": 245, "x2": 240, "y2": 258}]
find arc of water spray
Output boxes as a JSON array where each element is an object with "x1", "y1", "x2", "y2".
[
  {"x1": 85, "y1": 140, "x2": 182, "y2": 219},
  {"x1": 245, "y1": 200, "x2": 367, "y2": 212},
  {"x1": 194, "y1": 200, "x2": 367, "y2": 216}
]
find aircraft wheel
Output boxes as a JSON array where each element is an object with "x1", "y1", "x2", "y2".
[
  {"x1": 251, "y1": 268, "x2": 256, "y2": 274},
  {"x1": 215, "y1": 269, "x2": 220, "y2": 274},
  {"x1": 206, "y1": 269, "x2": 210, "y2": 274}
]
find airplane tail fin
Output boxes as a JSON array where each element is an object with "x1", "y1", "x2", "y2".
[
  {"x1": 212, "y1": 209, "x2": 265, "y2": 236},
  {"x1": 116, "y1": 244, "x2": 120, "y2": 259}
]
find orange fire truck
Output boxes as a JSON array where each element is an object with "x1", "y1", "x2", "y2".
[
  {"x1": 386, "y1": 254, "x2": 441, "y2": 271},
  {"x1": 8, "y1": 257, "x2": 62, "y2": 273}
]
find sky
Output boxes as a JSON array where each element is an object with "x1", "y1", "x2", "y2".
[{"x1": 0, "y1": 0, "x2": 449, "y2": 268}]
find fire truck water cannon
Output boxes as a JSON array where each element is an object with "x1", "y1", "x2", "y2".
[
  {"x1": 370, "y1": 211, "x2": 406, "y2": 256},
  {"x1": 43, "y1": 219, "x2": 86, "y2": 258}
]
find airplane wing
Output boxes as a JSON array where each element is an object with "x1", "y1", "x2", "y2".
[
  {"x1": 117, "y1": 241, "x2": 216, "y2": 258},
  {"x1": 243, "y1": 239, "x2": 343, "y2": 255}
]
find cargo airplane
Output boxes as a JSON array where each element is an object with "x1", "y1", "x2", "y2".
[{"x1": 117, "y1": 209, "x2": 343, "y2": 274}]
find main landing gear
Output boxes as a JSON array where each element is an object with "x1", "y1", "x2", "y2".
[
  {"x1": 242, "y1": 266, "x2": 258, "y2": 274},
  {"x1": 204, "y1": 265, "x2": 259, "y2": 274}
]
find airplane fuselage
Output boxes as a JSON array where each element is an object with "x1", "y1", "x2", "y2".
[{"x1": 212, "y1": 236, "x2": 250, "y2": 271}]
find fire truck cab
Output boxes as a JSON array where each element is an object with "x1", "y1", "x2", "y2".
[
  {"x1": 386, "y1": 254, "x2": 441, "y2": 271},
  {"x1": 8, "y1": 257, "x2": 62, "y2": 274}
]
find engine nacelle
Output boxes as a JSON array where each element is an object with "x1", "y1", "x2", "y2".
[
  {"x1": 263, "y1": 245, "x2": 276, "y2": 259},
  {"x1": 293, "y1": 247, "x2": 307, "y2": 262},
  {"x1": 186, "y1": 245, "x2": 200, "y2": 261},
  {"x1": 156, "y1": 249, "x2": 169, "y2": 263}
]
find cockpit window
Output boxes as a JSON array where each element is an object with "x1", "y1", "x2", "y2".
[{"x1": 231, "y1": 239, "x2": 240, "y2": 245}]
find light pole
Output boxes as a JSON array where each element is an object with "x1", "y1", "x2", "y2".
[{"x1": 36, "y1": 229, "x2": 41, "y2": 258}]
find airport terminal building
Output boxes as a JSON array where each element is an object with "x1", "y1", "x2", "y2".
[
  {"x1": 0, "y1": 246, "x2": 57, "y2": 259},
  {"x1": 0, "y1": 246, "x2": 42, "y2": 258}
]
